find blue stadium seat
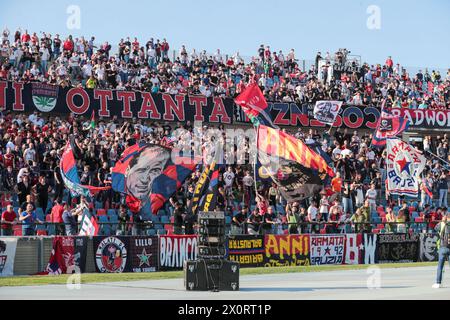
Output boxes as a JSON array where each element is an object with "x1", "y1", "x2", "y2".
[
  {"x1": 95, "y1": 201, "x2": 103, "y2": 209},
  {"x1": 46, "y1": 224, "x2": 56, "y2": 236},
  {"x1": 157, "y1": 209, "x2": 167, "y2": 217},
  {"x1": 109, "y1": 214, "x2": 118, "y2": 232},
  {"x1": 225, "y1": 216, "x2": 231, "y2": 225},
  {"x1": 157, "y1": 229, "x2": 167, "y2": 235},
  {"x1": 98, "y1": 216, "x2": 111, "y2": 236},
  {"x1": 35, "y1": 208, "x2": 45, "y2": 221},
  {"x1": 147, "y1": 229, "x2": 157, "y2": 236},
  {"x1": 154, "y1": 223, "x2": 164, "y2": 231},
  {"x1": 151, "y1": 215, "x2": 160, "y2": 223},
  {"x1": 107, "y1": 209, "x2": 117, "y2": 216},
  {"x1": 161, "y1": 216, "x2": 170, "y2": 224}
]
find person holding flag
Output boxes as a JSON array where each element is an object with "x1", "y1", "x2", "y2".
[
  {"x1": 313, "y1": 100, "x2": 343, "y2": 134},
  {"x1": 371, "y1": 100, "x2": 410, "y2": 148},
  {"x1": 385, "y1": 138, "x2": 426, "y2": 198}
]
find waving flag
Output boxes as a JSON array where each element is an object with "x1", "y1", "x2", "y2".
[
  {"x1": 90, "y1": 110, "x2": 96, "y2": 129},
  {"x1": 235, "y1": 82, "x2": 275, "y2": 127},
  {"x1": 79, "y1": 209, "x2": 99, "y2": 236},
  {"x1": 371, "y1": 109, "x2": 410, "y2": 147},
  {"x1": 112, "y1": 143, "x2": 199, "y2": 215},
  {"x1": 386, "y1": 138, "x2": 426, "y2": 197},
  {"x1": 60, "y1": 142, "x2": 111, "y2": 198},
  {"x1": 190, "y1": 161, "x2": 215, "y2": 214},
  {"x1": 197, "y1": 163, "x2": 223, "y2": 213},
  {"x1": 257, "y1": 125, "x2": 334, "y2": 202},
  {"x1": 313, "y1": 101, "x2": 343, "y2": 125}
]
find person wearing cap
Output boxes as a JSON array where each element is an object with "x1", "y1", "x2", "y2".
[{"x1": 433, "y1": 211, "x2": 450, "y2": 288}]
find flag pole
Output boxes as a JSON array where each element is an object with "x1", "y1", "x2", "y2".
[
  {"x1": 253, "y1": 124, "x2": 260, "y2": 200},
  {"x1": 424, "y1": 149, "x2": 450, "y2": 167}
]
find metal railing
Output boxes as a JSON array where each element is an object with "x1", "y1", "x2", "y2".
[{"x1": 0, "y1": 220, "x2": 439, "y2": 237}]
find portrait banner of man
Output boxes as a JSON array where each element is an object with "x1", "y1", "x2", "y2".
[
  {"x1": 113, "y1": 143, "x2": 199, "y2": 217},
  {"x1": 419, "y1": 233, "x2": 438, "y2": 262}
]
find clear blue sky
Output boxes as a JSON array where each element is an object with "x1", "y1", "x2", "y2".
[{"x1": 1, "y1": 0, "x2": 449, "y2": 70}]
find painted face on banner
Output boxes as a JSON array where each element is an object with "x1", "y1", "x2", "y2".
[{"x1": 125, "y1": 145, "x2": 171, "y2": 203}]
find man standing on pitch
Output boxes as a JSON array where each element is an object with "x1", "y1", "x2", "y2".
[{"x1": 433, "y1": 211, "x2": 450, "y2": 288}]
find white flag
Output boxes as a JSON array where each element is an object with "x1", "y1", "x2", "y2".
[
  {"x1": 313, "y1": 101, "x2": 343, "y2": 125},
  {"x1": 386, "y1": 138, "x2": 426, "y2": 197}
]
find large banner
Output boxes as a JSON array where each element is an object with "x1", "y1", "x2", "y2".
[
  {"x1": 0, "y1": 81, "x2": 233, "y2": 124},
  {"x1": 235, "y1": 102, "x2": 380, "y2": 129},
  {"x1": 45, "y1": 236, "x2": 88, "y2": 275},
  {"x1": 344, "y1": 233, "x2": 363, "y2": 265},
  {"x1": 376, "y1": 234, "x2": 420, "y2": 263},
  {"x1": 392, "y1": 108, "x2": 450, "y2": 129},
  {"x1": 386, "y1": 138, "x2": 426, "y2": 197},
  {"x1": 310, "y1": 235, "x2": 345, "y2": 265},
  {"x1": 94, "y1": 236, "x2": 131, "y2": 273},
  {"x1": 227, "y1": 235, "x2": 265, "y2": 268},
  {"x1": 0, "y1": 238, "x2": 17, "y2": 277},
  {"x1": 264, "y1": 235, "x2": 310, "y2": 267},
  {"x1": 418, "y1": 233, "x2": 439, "y2": 262},
  {"x1": 159, "y1": 235, "x2": 198, "y2": 270},
  {"x1": 3, "y1": 81, "x2": 450, "y2": 130},
  {"x1": 129, "y1": 236, "x2": 159, "y2": 272}
]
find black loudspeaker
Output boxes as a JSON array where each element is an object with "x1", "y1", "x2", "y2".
[
  {"x1": 197, "y1": 212, "x2": 227, "y2": 259},
  {"x1": 184, "y1": 259, "x2": 239, "y2": 291},
  {"x1": 198, "y1": 245, "x2": 227, "y2": 257}
]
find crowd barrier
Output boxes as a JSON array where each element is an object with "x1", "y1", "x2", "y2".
[{"x1": 0, "y1": 232, "x2": 438, "y2": 277}]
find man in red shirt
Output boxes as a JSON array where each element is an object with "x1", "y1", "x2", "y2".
[
  {"x1": 50, "y1": 199, "x2": 65, "y2": 235},
  {"x1": 3, "y1": 147, "x2": 15, "y2": 169},
  {"x1": 1, "y1": 205, "x2": 17, "y2": 236},
  {"x1": 21, "y1": 30, "x2": 30, "y2": 43}
]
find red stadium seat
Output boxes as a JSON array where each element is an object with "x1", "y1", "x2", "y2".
[
  {"x1": 37, "y1": 230, "x2": 48, "y2": 236},
  {"x1": 164, "y1": 224, "x2": 173, "y2": 235},
  {"x1": 13, "y1": 225, "x2": 22, "y2": 236},
  {"x1": 372, "y1": 229, "x2": 380, "y2": 234},
  {"x1": 415, "y1": 217, "x2": 423, "y2": 223},
  {"x1": 1, "y1": 201, "x2": 11, "y2": 208},
  {"x1": 96, "y1": 209, "x2": 106, "y2": 216},
  {"x1": 377, "y1": 224, "x2": 384, "y2": 230}
]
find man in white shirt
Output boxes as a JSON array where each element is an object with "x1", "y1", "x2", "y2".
[
  {"x1": 23, "y1": 143, "x2": 36, "y2": 163},
  {"x1": 214, "y1": 49, "x2": 222, "y2": 64},
  {"x1": 147, "y1": 46, "x2": 156, "y2": 69},
  {"x1": 82, "y1": 61, "x2": 93, "y2": 78},
  {"x1": 69, "y1": 52, "x2": 81, "y2": 79},
  {"x1": 365, "y1": 184, "x2": 378, "y2": 213},
  {"x1": 6, "y1": 139, "x2": 15, "y2": 150},
  {"x1": 307, "y1": 201, "x2": 318, "y2": 233},
  {"x1": 39, "y1": 45, "x2": 50, "y2": 74}
]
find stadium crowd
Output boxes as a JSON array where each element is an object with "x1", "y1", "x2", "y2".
[
  {"x1": 1, "y1": 28, "x2": 449, "y2": 109},
  {"x1": 0, "y1": 28, "x2": 450, "y2": 237}
]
